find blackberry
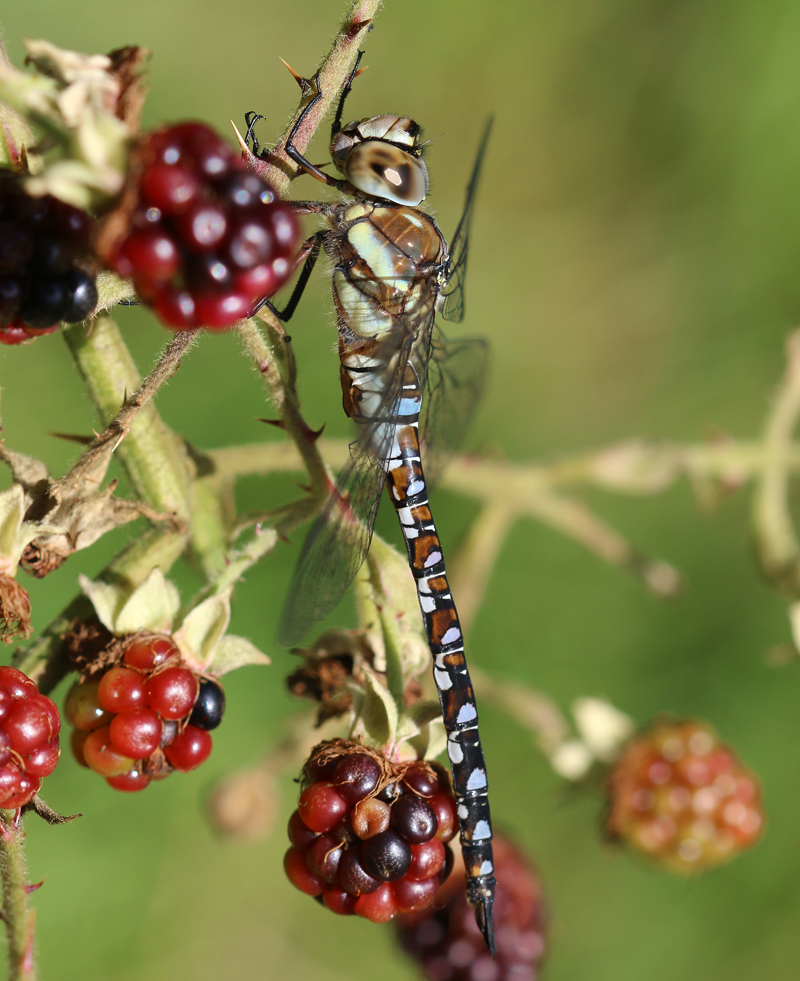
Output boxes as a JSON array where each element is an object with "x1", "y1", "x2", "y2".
[
  {"x1": 109, "y1": 122, "x2": 300, "y2": 330},
  {"x1": 0, "y1": 173, "x2": 97, "y2": 345},
  {"x1": 0, "y1": 665, "x2": 61, "y2": 808},
  {"x1": 64, "y1": 633, "x2": 225, "y2": 791},
  {"x1": 284, "y1": 741, "x2": 458, "y2": 922},
  {"x1": 397, "y1": 835, "x2": 547, "y2": 981},
  {"x1": 606, "y1": 718, "x2": 764, "y2": 873}
]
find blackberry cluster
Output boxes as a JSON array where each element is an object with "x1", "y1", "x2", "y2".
[
  {"x1": 110, "y1": 122, "x2": 300, "y2": 330},
  {"x1": 284, "y1": 744, "x2": 458, "y2": 922},
  {"x1": 0, "y1": 173, "x2": 98, "y2": 345},
  {"x1": 0, "y1": 665, "x2": 61, "y2": 808},
  {"x1": 606, "y1": 719, "x2": 764, "y2": 873},
  {"x1": 64, "y1": 635, "x2": 225, "y2": 792},
  {"x1": 397, "y1": 835, "x2": 547, "y2": 981}
]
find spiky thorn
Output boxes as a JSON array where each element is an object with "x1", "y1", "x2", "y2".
[
  {"x1": 24, "y1": 881, "x2": 43, "y2": 895},
  {"x1": 257, "y1": 418, "x2": 286, "y2": 430},
  {"x1": 230, "y1": 120, "x2": 264, "y2": 174},
  {"x1": 47, "y1": 432, "x2": 94, "y2": 445},
  {"x1": 279, "y1": 57, "x2": 316, "y2": 99}
]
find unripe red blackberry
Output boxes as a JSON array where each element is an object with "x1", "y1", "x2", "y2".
[
  {"x1": 606, "y1": 719, "x2": 764, "y2": 873},
  {"x1": 109, "y1": 122, "x2": 300, "y2": 330},
  {"x1": 0, "y1": 173, "x2": 97, "y2": 345},
  {"x1": 64, "y1": 633, "x2": 225, "y2": 791},
  {"x1": 284, "y1": 741, "x2": 457, "y2": 922},
  {"x1": 0, "y1": 665, "x2": 61, "y2": 807},
  {"x1": 396, "y1": 835, "x2": 547, "y2": 981}
]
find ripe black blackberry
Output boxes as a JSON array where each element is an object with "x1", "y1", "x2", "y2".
[
  {"x1": 284, "y1": 740, "x2": 459, "y2": 922},
  {"x1": 397, "y1": 835, "x2": 547, "y2": 981},
  {"x1": 0, "y1": 173, "x2": 97, "y2": 345},
  {"x1": 108, "y1": 122, "x2": 300, "y2": 330}
]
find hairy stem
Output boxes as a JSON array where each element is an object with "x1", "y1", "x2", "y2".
[
  {"x1": 242, "y1": 0, "x2": 381, "y2": 194},
  {"x1": 0, "y1": 813, "x2": 36, "y2": 981},
  {"x1": 63, "y1": 317, "x2": 195, "y2": 523}
]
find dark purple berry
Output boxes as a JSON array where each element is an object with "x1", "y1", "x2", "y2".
[
  {"x1": 188, "y1": 678, "x2": 225, "y2": 731},
  {"x1": 377, "y1": 780, "x2": 404, "y2": 803},
  {"x1": 332, "y1": 753, "x2": 382, "y2": 805},
  {"x1": 0, "y1": 223, "x2": 34, "y2": 272},
  {"x1": 20, "y1": 279, "x2": 69, "y2": 328},
  {"x1": 224, "y1": 214, "x2": 273, "y2": 270},
  {"x1": 33, "y1": 237, "x2": 71, "y2": 275},
  {"x1": 391, "y1": 794, "x2": 438, "y2": 845},
  {"x1": 61, "y1": 269, "x2": 98, "y2": 322},
  {"x1": 219, "y1": 171, "x2": 268, "y2": 208},
  {"x1": 306, "y1": 834, "x2": 345, "y2": 884},
  {"x1": 337, "y1": 848, "x2": 381, "y2": 896},
  {"x1": 186, "y1": 253, "x2": 234, "y2": 290},
  {"x1": 361, "y1": 829, "x2": 412, "y2": 883},
  {"x1": 402, "y1": 764, "x2": 439, "y2": 797},
  {"x1": 438, "y1": 843, "x2": 455, "y2": 885},
  {"x1": 0, "y1": 279, "x2": 23, "y2": 326}
]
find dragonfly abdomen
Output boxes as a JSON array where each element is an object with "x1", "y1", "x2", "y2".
[{"x1": 379, "y1": 396, "x2": 496, "y2": 948}]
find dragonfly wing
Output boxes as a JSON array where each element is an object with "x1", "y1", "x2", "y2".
[
  {"x1": 439, "y1": 117, "x2": 493, "y2": 324},
  {"x1": 276, "y1": 451, "x2": 386, "y2": 647},
  {"x1": 277, "y1": 334, "x2": 418, "y2": 647},
  {"x1": 419, "y1": 330, "x2": 490, "y2": 484}
]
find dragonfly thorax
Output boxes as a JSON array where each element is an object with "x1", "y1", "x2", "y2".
[{"x1": 331, "y1": 115, "x2": 429, "y2": 207}]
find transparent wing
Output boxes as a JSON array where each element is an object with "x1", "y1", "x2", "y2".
[
  {"x1": 439, "y1": 116, "x2": 493, "y2": 324},
  {"x1": 277, "y1": 326, "x2": 425, "y2": 647},
  {"x1": 419, "y1": 330, "x2": 490, "y2": 484}
]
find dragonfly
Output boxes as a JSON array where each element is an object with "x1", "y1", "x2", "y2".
[{"x1": 246, "y1": 56, "x2": 496, "y2": 952}]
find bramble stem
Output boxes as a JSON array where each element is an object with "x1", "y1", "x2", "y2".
[
  {"x1": 62, "y1": 317, "x2": 195, "y2": 523},
  {"x1": 0, "y1": 812, "x2": 36, "y2": 981},
  {"x1": 242, "y1": 0, "x2": 381, "y2": 194},
  {"x1": 237, "y1": 318, "x2": 331, "y2": 506}
]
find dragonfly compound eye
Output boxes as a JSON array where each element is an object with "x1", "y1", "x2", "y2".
[{"x1": 343, "y1": 141, "x2": 429, "y2": 206}]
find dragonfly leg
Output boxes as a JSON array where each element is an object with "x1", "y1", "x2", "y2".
[
  {"x1": 243, "y1": 111, "x2": 269, "y2": 158},
  {"x1": 251, "y1": 232, "x2": 324, "y2": 321},
  {"x1": 330, "y1": 50, "x2": 365, "y2": 140}
]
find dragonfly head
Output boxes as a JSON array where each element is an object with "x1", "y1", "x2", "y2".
[{"x1": 330, "y1": 115, "x2": 429, "y2": 206}]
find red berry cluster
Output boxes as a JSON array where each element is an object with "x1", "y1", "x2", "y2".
[
  {"x1": 110, "y1": 122, "x2": 300, "y2": 330},
  {"x1": 0, "y1": 666, "x2": 61, "y2": 808},
  {"x1": 65, "y1": 635, "x2": 225, "y2": 792},
  {"x1": 284, "y1": 746, "x2": 458, "y2": 922},
  {"x1": 0, "y1": 173, "x2": 98, "y2": 345},
  {"x1": 606, "y1": 719, "x2": 764, "y2": 873},
  {"x1": 397, "y1": 835, "x2": 547, "y2": 981}
]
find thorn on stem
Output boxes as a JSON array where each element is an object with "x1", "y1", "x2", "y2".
[
  {"x1": 279, "y1": 57, "x2": 315, "y2": 98},
  {"x1": 257, "y1": 418, "x2": 285, "y2": 430},
  {"x1": 24, "y1": 880, "x2": 44, "y2": 895}
]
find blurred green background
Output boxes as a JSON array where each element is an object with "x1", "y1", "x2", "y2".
[{"x1": 2, "y1": 0, "x2": 800, "y2": 978}]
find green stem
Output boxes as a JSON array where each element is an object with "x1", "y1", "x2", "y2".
[
  {"x1": 237, "y1": 319, "x2": 331, "y2": 503},
  {"x1": 62, "y1": 316, "x2": 194, "y2": 522},
  {"x1": 0, "y1": 813, "x2": 36, "y2": 981}
]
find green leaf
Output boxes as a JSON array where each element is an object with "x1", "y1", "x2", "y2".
[
  {"x1": 113, "y1": 567, "x2": 179, "y2": 634},
  {"x1": 406, "y1": 717, "x2": 447, "y2": 762},
  {"x1": 173, "y1": 588, "x2": 232, "y2": 671},
  {"x1": 78, "y1": 574, "x2": 126, "y2": 633},
  {"x1": 396, "y1": 699, "x2": 442, "y2": 743},
  {"x1": 204, "y1": 634, "x2": 270, "y2": 677},
  {"x1": 359, "y1": 669, "x2": 398, "y2": 750},
  {"x1": 0, "y1": 485, "x2": 25, "y2": 562}
]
